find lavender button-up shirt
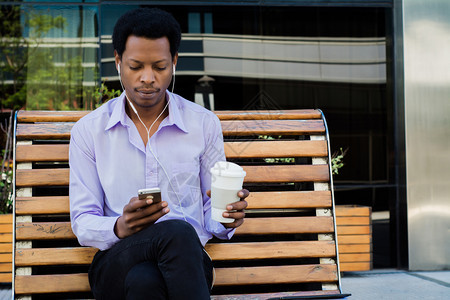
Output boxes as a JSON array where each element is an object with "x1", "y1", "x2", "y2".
[{"x1": 69, "y1": 92, "x2": 234, "y2": 251}]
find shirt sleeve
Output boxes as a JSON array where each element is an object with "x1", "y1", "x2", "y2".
[
  {"x1": 69, "y1": 121, "x2": 120, "y2": 251},
  {"x1": 199, "y1": 113, "x2": 236, "y2": 240}
]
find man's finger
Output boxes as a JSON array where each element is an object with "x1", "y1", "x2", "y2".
[
  {"x1": 224, "y1": 211, "x2": 245, "y2": 220},
  {"x1": 238, "y1": 189, "x2": 249, "y2": 199},
  {"x1": 135, "y1": 201, "x2": 169, "y2": 218},
  {"x1": 124, "y1": 197, "x2": 151, "y2": 212},
  {"x1": 226, "y1": 200, "x2": 248, "y2": 211}
]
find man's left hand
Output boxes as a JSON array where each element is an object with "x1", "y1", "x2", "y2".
[{"x1": 207, "y1": 189, "x2": 249, "y2": 228}]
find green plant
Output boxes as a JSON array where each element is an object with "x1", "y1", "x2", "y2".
[
  {"x1": 0, "y1": 167, "x2": 13, "y2": 214},
  {"x1": 331, "y1": 147, "x2": 348, "y2": 175},
  {"x1": 0, "y1": 112, "x2": 14, "y2": 214},
  {"x1": 92, "y1": 81, "x2": 121, "y2": 108},
  {"x1": 258, "y1": 135, "x2": 295, "y2": 163}
]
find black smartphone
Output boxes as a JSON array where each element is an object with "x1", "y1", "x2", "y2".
[{"x1": 138, "y1": 187, "x2": 162, "y2": 203}]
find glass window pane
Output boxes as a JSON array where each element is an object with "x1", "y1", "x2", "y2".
[{"x1": 1, "y1": 4, "x2": 99, "y2": 110}]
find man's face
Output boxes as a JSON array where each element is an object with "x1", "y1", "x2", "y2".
[{"x1": 115, "y1": 35, "x2": 177, "y2": 110}]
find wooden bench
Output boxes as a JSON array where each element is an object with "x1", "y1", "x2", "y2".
[{"x1": 13, "y1": 109, "x2": 350, "y2": 299}]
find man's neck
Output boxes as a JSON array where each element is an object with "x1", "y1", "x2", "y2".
[{"x1": 125, "y1": 95, "x2": 169, "y2": 128}]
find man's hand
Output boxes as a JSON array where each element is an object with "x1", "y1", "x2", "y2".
[
  {"x1": 114, "y1": 197, "x2": 170, "y2": 239},
  {"x1": 207, "y1": 189, "x2": 249, "y2": 228}
]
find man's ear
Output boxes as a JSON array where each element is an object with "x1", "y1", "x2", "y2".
[
  {"x1": 114, "y1": 50, "x2": 121, "y2": 72},
  {"x1": 172, "y1": 52, "x2": 178, "y2": 69}
]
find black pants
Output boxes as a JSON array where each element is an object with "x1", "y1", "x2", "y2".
[{"x1": 88, "y1": 220, "x2": 213, "y2": 300}]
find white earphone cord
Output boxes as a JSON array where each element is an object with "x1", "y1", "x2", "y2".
[{"x1": 118, "y1": 64, "x2": 187, "y2": 222}]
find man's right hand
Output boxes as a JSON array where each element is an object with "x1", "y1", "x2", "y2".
[{"x1": 114, "y1": 197, "x2": 170, "y2": 239}]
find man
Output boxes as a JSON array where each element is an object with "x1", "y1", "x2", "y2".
[{"x1": 69, "y1": 8, "x2": 248, "y2": 300}]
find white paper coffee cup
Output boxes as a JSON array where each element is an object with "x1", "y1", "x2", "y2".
[{"x1": 210, "y1": 161, "x2": 246, "y2": 223}]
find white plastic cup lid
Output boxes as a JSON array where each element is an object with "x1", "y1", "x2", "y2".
[{"x1": 210, "y1": 161, "x2": 246, "y2": 178}]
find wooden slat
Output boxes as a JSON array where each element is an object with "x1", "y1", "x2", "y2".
[
  {"x1": 335, "y1": 205, "x2": 371, "y2": 217},
  {"x1": 205, "y1": 241, "x2": 335, "y2": 260},
  {"x1": 15, "y1": 165, "x2": 329, "y2": 187},
  {"x1": 244, "y1": 165, "x2": 329, "y2": 183},
  {"x1": 16, "y1": 144, "x2": 69, "y2": 162},
  {"x1": 15, "y1": 273, "x2": 91, "y2": 294},
  {"x1": 15, "y1": 242, "x2": 334, "y2": 266},
  {"x1": 15, "y1": 192, "x2": 330, "y2": 215},
  {"x1": 246, "y1": 191, "x2": 331, "y2": 209},
  {"x1": 215, "y1": 109, "x2": 322, "y2": 120},
  {"x1": 14, "y1": 193, "x2": 332, "y2": 220},
  {"x1": 340, "y1": 262, "x2": 372, "y2": 272},
  {"x1": 14, "y1": 264, "x2": 337, "y2": 294},
  {"x1": 0, "y1": 234, "x2": 12, "y2": 243},
  {"x1": 224, "y1": 140, "x2": 328, "y2": 158},
  {"x1": 0, "y1": 214, "x2": 12, "y2": 224},
  {"x1": 17, "y1": 110, "x2": 88, "y2": 123},
  {"x1": 336, "y1": 216, "x2": 371, "y2": 226},
  {"x1": 336, "y1": 225, "x2": 371, "y2": 235},
  {"x1": 16, "y1": 222, "x2": 75, "y2": 240},
  {"x1": 236, "y1": 216, "x2": 334, "y2": 235},
  {"x1": 338, "y1": 234, "x2": 371, "y2": 244},
  {"x1": 15, "y1": 247, "x2": 98, "y2": 266},
  {"x1": 15, "y1": 169, "x2": 69, "y2": 187},
  {"x1": 16, "y1": 119, "x2": 325, "y2": 140},
  {"x1": 221, "y1": 119, "x2": 325, "y2": 136},
  {"x1": 0, "y1": 243, "x2": 12, "y2": 252},
  {"x1": 16, "y1": 123, "x2": 74, "y2": 140},
  {"x1": 338, "y1": 244, "x2": 371, "y2": 254},
  {"x1": 0, "y1": 263, "x2": 12, "y2": 272},
  {"x1": 16, "y1": 196, "x2": 69, "y2": 215},
  {"x1": 15, "y1": 217, "x2": 334, "y2": 240},
  {"x1": 0, "y1": 254, "x2": 11, "y2": 263},
  {"x1": 0, "y1": 273, "x2": 12, "y2": 283},
  {"x1": 214, "y1": 264, "x2": 338, "y2": 286},
  {"x1": 340, "y1": 253, "x2": 372, "y2": 263},
  {"x1": 17, "y1": 110, "x2": 322, "y2": 123},
  {"x1": 0, "y1": 224, "x2": 12, "y2": 232},
  {"x1": 15, "y1": 141, "x2": 327, "y2": 163}
]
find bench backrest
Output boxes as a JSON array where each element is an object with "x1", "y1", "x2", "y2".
[{"x1": 13, "y1": 109, "x2": 344, "y2": 299}]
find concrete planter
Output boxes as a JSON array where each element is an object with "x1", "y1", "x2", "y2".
[
  {"x1": 335, "y1": 205, "x2": 372, "y2": 272},
  {"x1": 0, "y1": 214, "x2": 12, "y2": 283}
]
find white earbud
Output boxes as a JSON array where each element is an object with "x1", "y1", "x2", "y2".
[
  {"x1": 117, "y1": 62, "x2": 128, "y2": 101},
  {"x1": 173, "y1": 65, "x2": 176, "y2": 76}
]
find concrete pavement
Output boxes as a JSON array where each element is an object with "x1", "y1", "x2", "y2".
[{"x1": 341, "y1": 269, "x2": 450, "y2": 299}]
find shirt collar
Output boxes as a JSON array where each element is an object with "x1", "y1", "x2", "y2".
[
  {"x1": 164, "y1": 91, "x2": 188, "y2": 133},
  {"x1": 105, "y1": 92, "x2": 128, "y2": 131},
  {"x1": 104, "y1": 91, "x2": 188, "y2": 133}
]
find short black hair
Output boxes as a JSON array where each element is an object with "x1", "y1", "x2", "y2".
[{"x1": 112, "y1": 8, "x2": 181, "y2": 59}]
